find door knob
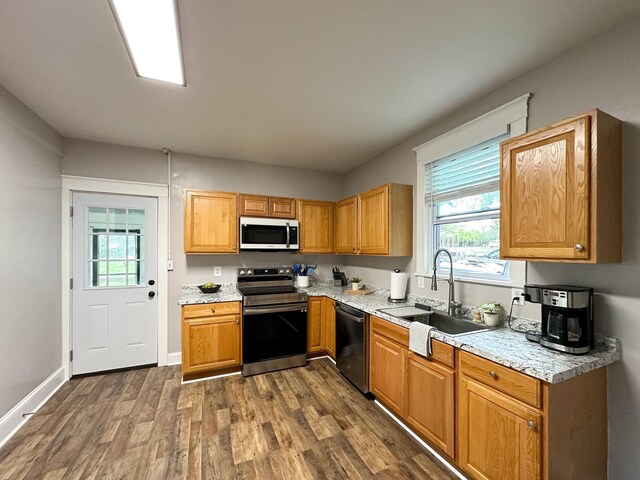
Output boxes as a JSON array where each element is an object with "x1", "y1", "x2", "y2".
[
  {"x1": 574, "y1": 244, "x2": 584, "y2": 251},
  {"x1": 148, "y1": 291, "x2": 156, "y2": 298},
  {"x1": 148, "y1": 279, "x2": 155, "y2": 286}
]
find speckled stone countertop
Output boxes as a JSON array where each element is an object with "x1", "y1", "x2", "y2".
[
  {"x1": 178, "y1": 284, "x2": 242, "y2": 304},
  {"x1": 177, "y1": 282, "x2": 621, "y2": 384},
  {"x1": 302, "y1": 284, "x2": 621, "y2": 384}
]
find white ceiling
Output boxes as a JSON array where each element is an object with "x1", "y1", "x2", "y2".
[{"x1": 0, "y1": 1, "x2": 639, "y2": 173}]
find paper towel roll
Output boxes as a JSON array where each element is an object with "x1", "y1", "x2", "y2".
[{"x1": 390, "y1": 270, "x2": 408, "y2": 300}]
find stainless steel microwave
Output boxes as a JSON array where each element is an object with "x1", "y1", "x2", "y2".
[{"x1": 239, "y1": 217, "x2": 299, "y2": 251}]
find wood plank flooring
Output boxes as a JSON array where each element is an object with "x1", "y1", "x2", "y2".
[{"x1": 0, "y1": 359, "x2": 457, "y2": 479}]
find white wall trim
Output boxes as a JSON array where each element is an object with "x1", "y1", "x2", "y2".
[
  {"x1": 61, "y1": 175, "x2": 170, "y2": 379},
  {"x1": 0, "y1": 367, "x2": 66, "y2": 450},
  {"x1": 414, "y1": 94, "x2": 531, "y2": 285},
  {"x1": 167, "y1": 352, "x2": 182, "y2": 366}
]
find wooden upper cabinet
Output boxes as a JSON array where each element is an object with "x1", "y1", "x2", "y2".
[
  {"x1": 184, "y1": 190, "x2": 238, "y2": 254},
  {"x1": 239, "y1": 194, "x2": 296, "y2": 219},
  {"x1": 500, "y1": 109, "x2": 621, "y2": 263},
  {"x1": 338, "y1": 183, "x2": 412, "y2": 256},
  {"x1": 269, "y1": 197, "x2": 296, "y2": 219},
  {"x1": 359, "y1": 185, "x2": 390, "y2": 254},
  {"x1": 335, "y1": 196, "x2": 358, "y2": 254},
  {"x1": 239, "y1": 194, "x2": 269, "y2": 217},
  {"x1": 298, "y1": 200, "x2": 335, "y2": 253}
]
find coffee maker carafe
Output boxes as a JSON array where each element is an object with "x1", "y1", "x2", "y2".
[{"x1": 523, "y1": 285, "x2": 594, "y2": 355}]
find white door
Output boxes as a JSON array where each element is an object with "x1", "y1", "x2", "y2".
[{"x1": 72, "y1": 192, "x2": 158, "y2": 375}]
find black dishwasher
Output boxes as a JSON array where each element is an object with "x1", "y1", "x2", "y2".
[{"x1": 335, "y1": 302, "x2": 370, "y2": 395}]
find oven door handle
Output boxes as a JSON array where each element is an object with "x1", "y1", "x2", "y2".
[{"x1": 243, "y1": 304, "x2": 307, "y2": 315}]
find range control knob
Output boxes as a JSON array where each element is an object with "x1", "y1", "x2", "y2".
[
  {"x1": 279, "y1": 269, "x2": 284, "y2": 274},
  {"x1": 285, "y1": 268, "x2": 291, "y2": 274},
  {"x1": 240, "y1": 270, "x2": 247, "y2": 275},
  {"x1": 247, "y1": 270, "x2": 253, "y2": 275}
]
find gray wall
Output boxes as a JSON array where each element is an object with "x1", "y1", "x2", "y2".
[
  {"x1": 343, "y1": 15, "x2": 640, "y2": 479},
  {"x1": 63, "y1": 140, "x2": 345, "y2": 352},
  {"x1": 0, "y1": 85, "x2": 63, "y2": 419}
]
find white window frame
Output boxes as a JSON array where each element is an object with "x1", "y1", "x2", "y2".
[{"x1": 414, "y1": 93, "x2": 531, "y2": 287}]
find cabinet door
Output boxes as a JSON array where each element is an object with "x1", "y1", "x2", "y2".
[
  {"x1": 184, "y1": 190, "x2": 238, "y2": 253},
  {"x1": 239, "y1": 194, "x2": 269, "y2": 217},
  {"x1": 322, "y1": 297, "x2": 336, "y2": 358},
  {"x1": 182, "y1": 315, "x2": 241, "y2": 374},
  {"x1": 335, "y1": 196, "x2": 358, "y2": 254},
  {"x1": 406, "y1": 352, "x2": 455, "y2": 457},
  {"x1": 458, "y1": 377, "x2": 542, "y2": 480},
  {"x1": 359, "y1": 185, "x2": 389, "y2": 255},
  {"x1": 370, "y1": 331, "x2": 407, "y2": 418},
  {"x1": 500, "y1": 115, "x2": 590, "y2": 260},
  {"x1": 269, "y1": 197, "x2": 296, "y2": 219},
  {"x1": 298, "y1": 200, "x2": 335, "y2": 253},
  {"x1": 307, "y1": 297, "x2": 324, "y2": 354}
]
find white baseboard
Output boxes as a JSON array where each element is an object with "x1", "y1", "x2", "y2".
[
  {"x1": 167, "y1": 351, "x2": 182, "y2": 366},
  {"x1": 0, "y1": 366, "x2": 66, "y2": 450}
]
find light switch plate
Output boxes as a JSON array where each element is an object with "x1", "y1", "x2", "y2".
[
  {"x1": 213, "y1": 266, "x2": 222, "y2": 277},
  {"x1": 417, "y1": 276, "x2": 425, "y2": 289},
  {"x1": 167, "y1": 259, "x2": 174, "y2": 271}
]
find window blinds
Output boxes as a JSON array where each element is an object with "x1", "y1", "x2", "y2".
[{"x1": 424, "y1": 134, "x2": 508, "y2": 204}]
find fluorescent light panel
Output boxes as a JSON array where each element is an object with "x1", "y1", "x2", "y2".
[{"x1": 109, "y1": 0, "x2": 185, "y2": 86}]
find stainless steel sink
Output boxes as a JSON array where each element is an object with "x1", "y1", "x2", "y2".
[
  {"x1": 421, "y1": 309, "x2": 490, "y2": 336},
  {"x1": 377, "y1": 304, "x2": 491, "y2": 337}
]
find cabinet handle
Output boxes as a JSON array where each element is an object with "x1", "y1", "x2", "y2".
[
  {"x1": 489, "y1": 370, "x2": 498, "y2": 379},
  {"x1": 235, "y1": 318, "x2": 239, "y2": 324},
  {"x1": 528, "y1": 420, "x2": 536, "y2": 430},
  {"x1": 233, "y1": 246, "x2": 236, "y2": 250},
  {"x1": 210, "y1": 307, "x2": 216, "y2": 314},
  {"x1": 575, "y1": 244, "x2": 584, "y2": 251}
]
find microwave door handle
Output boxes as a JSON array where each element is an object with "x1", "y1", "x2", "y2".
[{"x1": 286, "y1": 222, "x2": 290, "y2": 249}]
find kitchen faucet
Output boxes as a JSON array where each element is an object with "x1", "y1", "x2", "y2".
[{"x1": 431, "y1": 248, "x2": 462, "y2": 316}]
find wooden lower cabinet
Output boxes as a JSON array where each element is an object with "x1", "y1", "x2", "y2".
[
  {"x1": 406, "y1": 352, "x2": 455, "y2": 458},
  {"x1": 369, "y1": 319, "x2": 408, "y2": 418},
  {"x1": 322, "y1": 297, "x2": 336, "y2": 358},
  {"x1": 307, "y1": 297, "x2": 324, "y2": 354},
  {"x1": 458, "y1": 376, "x2": 541, "y2": 480},
  {"x1": 181, "y1": 302, "x2": 241, "y2": 375}
]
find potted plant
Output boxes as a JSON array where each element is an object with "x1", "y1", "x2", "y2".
[
  {"x1": 480, "y1": 302, "x2": 502, "y2": 327},
  {"x1": 350, "y1": 277, "x2": 362, "y2": 291}
]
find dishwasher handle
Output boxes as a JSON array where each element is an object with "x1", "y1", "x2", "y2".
[{"x1": 336, "y1": 304, "x2": 365, "y2": 323}]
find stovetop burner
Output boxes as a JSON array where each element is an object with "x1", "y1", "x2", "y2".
[{"x1": 237, "y1": 267, "x2": 307, "y2": 307}]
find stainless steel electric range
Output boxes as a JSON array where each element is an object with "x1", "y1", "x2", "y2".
[{"x1": 237, "y1": 267, "x2": 308, "y2": 376}]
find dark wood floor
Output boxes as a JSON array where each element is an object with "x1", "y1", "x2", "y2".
[{"x1": 0, "y1": 358, "x2": 457, "y2": 479}]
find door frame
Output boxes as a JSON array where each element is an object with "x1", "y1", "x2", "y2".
[{"x1": 61, "y1": 175, "x2": 169, "y2": 379}]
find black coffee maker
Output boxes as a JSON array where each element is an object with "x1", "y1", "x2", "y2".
[{"x1": 523, "y1": 284, "x2": 594, "y2": 355}]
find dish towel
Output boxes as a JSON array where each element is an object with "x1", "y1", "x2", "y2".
[{"x1": 409, "y1": 322, "x2": 438, "y2": 357}]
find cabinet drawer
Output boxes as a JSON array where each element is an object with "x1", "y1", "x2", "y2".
[
  {"x1": 430, "y1": 340, "x2": 455, "y2": 369},
  {"x1": 371, "y1": 315, "x2": 409, "y2": 348},
  {"x1": 459, "y1": 351, "x2": 541, "y2": 408},
  {"x1": 182, "y1": 302, "x2": 241, "y2": 319}
]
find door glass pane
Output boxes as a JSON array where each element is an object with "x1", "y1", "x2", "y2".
[{"x1": 87, "y1": 207, "x2": 146, "y2": 288}]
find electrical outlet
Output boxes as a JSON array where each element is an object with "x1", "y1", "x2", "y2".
[
  {"x1": 213, "y1": 266, "x2": 222, "y2": 277},
  {"x1": 417, "y1": 276, "x2": 425, "y2": 289},
  {"x1": 511, "y1": 287, "x2": 525, "y2": 306},
  {"x1": 167, "y1": 259, "x2": 174, "y2": 271}
]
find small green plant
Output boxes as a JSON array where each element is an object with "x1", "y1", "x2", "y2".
[
  {"x1": 350, "y1": 277, "x2": 362, "y2": 283},
  {"x1": 480, "y1": 302, "x2": 502, "y2": 314}
]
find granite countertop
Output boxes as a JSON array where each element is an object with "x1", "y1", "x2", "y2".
[
  {"x1": 178, "y1": 284, "x2": 242, "y2": 304},
  {"x1": 177, "y1": 282, "x2": 621, "y2": 384}
]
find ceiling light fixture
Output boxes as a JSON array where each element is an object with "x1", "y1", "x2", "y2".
[{"x1": 108, "y1": 0, "x2": 185, "y2": 86}]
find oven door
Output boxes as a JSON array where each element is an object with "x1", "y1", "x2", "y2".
[{"x1": 242, "y1": 302, "x2": 308, "y2": 375}]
